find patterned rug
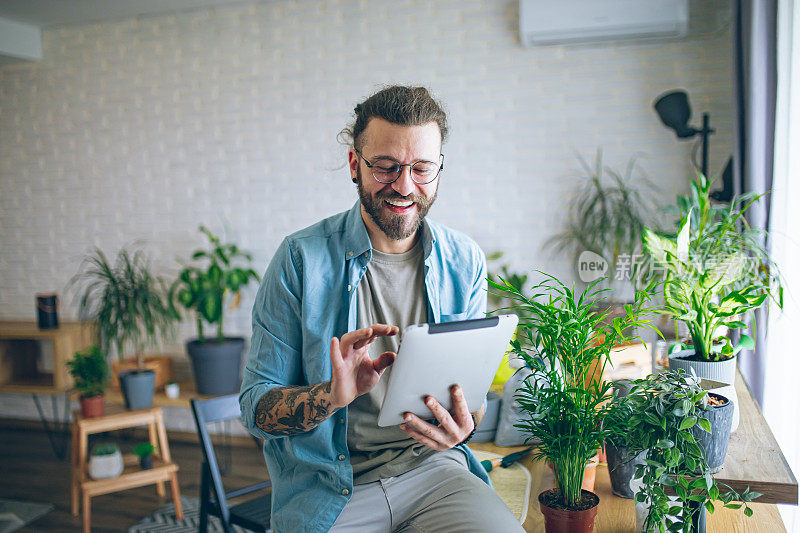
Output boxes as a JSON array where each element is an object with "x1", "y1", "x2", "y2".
[
  {"x1": 0, "y1": 499, "x2": 53, "y2": 533},
  {"x1": 471, "y1": 450, "x2": 532, "y2": 524},
  {"x1": 128, "y1": 497, "x2": 249, "y2": 533}
]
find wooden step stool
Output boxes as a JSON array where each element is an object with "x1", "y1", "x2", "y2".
[{"x1": 71, "y1": 405, "x2": 183, "y2": 533}]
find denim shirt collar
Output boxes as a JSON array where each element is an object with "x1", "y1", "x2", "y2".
[{"x1": 342, "y1": 200, "x2": 436, "y2": 262}]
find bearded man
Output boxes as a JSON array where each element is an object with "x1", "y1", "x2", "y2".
[{"x1": 240, "y1": 85, "x2": 524, "y2": 533}]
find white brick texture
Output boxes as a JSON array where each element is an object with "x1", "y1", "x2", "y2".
[{"x1": 0, "y1": 0, "x2": 734, "y2": 423}]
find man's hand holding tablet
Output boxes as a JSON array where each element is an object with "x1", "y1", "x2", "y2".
[
  {"x1": 399, "y1": 384, "x2": 485, "y2": 450},
  {"x1": 377, "y1": 315, "x2": 518, "y2": 430}
]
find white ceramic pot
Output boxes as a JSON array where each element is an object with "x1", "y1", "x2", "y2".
[
  {"x1": 668, "y1": 349, "x2": 738, "y2": 432},
  {"x1": 165, "y1": 382, "x2": 180, "y2": 399},
  {"x1": 89, "y1": 450, "x2": 124, "y2": 480}
]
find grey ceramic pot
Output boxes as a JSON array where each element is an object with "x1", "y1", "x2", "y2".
[
  {"x1": 119, "y1": 369, "x2": 155, "y2": 410},
  {"x1": 691, "y1": 392, "x2": 734, "y2": 473},
  {"x1": 668, "y1": 349, "x2": 739, "y2": 432},
  {"x1": 606, "y1": 442, "x2": 646, "y2": 498},
  {"x1": 187, "y1": 337, "x2": 245, "y2": 396}
]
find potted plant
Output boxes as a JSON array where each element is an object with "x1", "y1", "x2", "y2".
[
  {"x1": 66, "y1": 346, "x2": 108, "y2": 418},
  {"x1": 490, "y1": 272, "x2": 658, "y2": 533},
  {"x1": 603, "y1": 384, "x2": 646, "y2": 498},
  {"x1": 69, "y1": 246, "x2": 178, "y2": 410},
  {"x1": 88, "y1": 443, "x2": 123, "y2": 480},
  {"x1": 641, "y1": 173, "x2": 782, "y2": 430},
  {"x1": 133, "y1": 442, "x2": 156, "y2": 470},
  {"x1": 171, "y1": 226, "x2": 260, "y2": 396},
  {"x1": 548, "y1": 149, "x2": 658, "y2": 303},
  {"x1": 164, "y1": 380, "x2": 180, "y2": 399},
  {"x1": 623, "y1": 370, "x2": 759, "y2": 532}
]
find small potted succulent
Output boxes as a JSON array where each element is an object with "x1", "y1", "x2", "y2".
[
  {"x1": 66, "y1": 346, "x2": 108, "y2": 418},
  {"x1": 133, "y1": 442, "x2": 156, "y2": 470},
  {"x1": 69, "y1": 246, "x2": 178, "y2": 410},
  {"x1": 624, "y1": 370, "x2": 759, "y2": 532},
  {"x1": 171, "y1": 226, "x2": 260, "y2": 396},
  {"x1": 88, "y1": 443, "x2": 123, "y2": 480},
  {"x1": 164, "y1": 380, "x2": 180, "y2": 399},
  {"x1": 490, "y1": 272, "x2": 658, "y2": 533},
  {"x1": 641, "y1": 173, "x2": 782, "y2": 431}
]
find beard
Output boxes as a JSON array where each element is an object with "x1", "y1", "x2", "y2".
[{"x1": 356, "y1": 166, "x2": 438, "y2": 241}]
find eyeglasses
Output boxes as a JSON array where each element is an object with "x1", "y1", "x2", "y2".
[{"x1": 354, "y1": 148, "x2": 444, "y2": 185}]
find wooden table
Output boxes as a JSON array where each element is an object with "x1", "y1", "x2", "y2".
[
  {"x1": 0, "y1": 320, "x2": 93, "y2": 457},
  {"x1": 0, "y1": 320, "x2": 92, "y2": 393},
  {"x1": 71, "y1": 406, "x2": 183, "y2": 533},
  {"x1": 471, "y1": 371, "x2": 797, "y2": 532}
]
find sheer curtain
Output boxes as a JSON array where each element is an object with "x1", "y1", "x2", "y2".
[
  {"x1": 733, "y1": 0, "x2": 778, "y2": 404},
  {"x1": 764, "y1": 0, "x2": 800, "y2": 530}
]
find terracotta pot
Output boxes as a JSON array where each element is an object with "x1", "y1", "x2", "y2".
[
  {"x1": 549, "y1": 454, "x2": 600, "y2": 492},
  {"x1": 539, "y1": 488, "x2": 599, "y2": 533},
  {"x1": 582, "y1": 454, "x2": 599, "y2": 492},
  {"x1": 80, "y1": 395, "x2": 105, "y2": 418}
]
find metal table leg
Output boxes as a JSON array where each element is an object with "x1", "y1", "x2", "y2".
[{"x1": 32, "y1": 391, "x2": 71, "y2": 459}]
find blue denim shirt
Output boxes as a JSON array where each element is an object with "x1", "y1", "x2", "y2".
[{"x1": 239, "y1": 201, "x2": 490, "y2": 533}]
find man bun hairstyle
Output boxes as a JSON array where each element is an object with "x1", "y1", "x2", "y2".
[{"x1": 340, "y1": 85, "x2": 448, "y2": 150}]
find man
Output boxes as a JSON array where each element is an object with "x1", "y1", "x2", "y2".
[{"x1": 240, "y1": 86, "x2": 523, "y2": 532}]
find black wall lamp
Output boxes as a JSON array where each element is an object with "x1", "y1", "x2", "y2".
[{"x1": 653, "y1": 89, "x2": 733, "y2": 202}]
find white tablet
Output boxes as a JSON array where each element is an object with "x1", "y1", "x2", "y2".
[{"x1": 377, "y1": 314, "x2": 519, "y2": 427}]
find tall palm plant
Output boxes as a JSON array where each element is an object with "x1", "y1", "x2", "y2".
[
  {"x1": 69, "y1": 245, "x2": 177, "y2": 369},
  {"x1": 490, "y1": 273, "x2": 659, "y2": 509},
  {"x1": 548, "y1": 150, "x2": 658, "y2": 292}
]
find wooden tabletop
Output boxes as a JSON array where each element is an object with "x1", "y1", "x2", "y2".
[
  {"x1": 0, "y1": 320, "x2": 90, "y2": 339},
  {"x1": 470, "y1": 365, "x2": 797, "y2": 532},
  {"x1": 713, "y1": 371, "x2": 798, "y2": 504},
  {"x1": 469, "y1": 443, "x2": 787, "y2": 532}
]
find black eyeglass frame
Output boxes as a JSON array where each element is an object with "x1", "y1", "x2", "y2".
[{"x1": 354, "y1": 148, "x2": 444, "y2": 185}]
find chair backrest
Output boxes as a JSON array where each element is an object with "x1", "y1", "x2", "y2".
[{"x1": 191, "y1": 394, "x2": 270, "y2": 527}]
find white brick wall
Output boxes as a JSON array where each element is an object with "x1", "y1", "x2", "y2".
[{"x1": 0, "y1": 0, "x2": 734, "y2": 424}]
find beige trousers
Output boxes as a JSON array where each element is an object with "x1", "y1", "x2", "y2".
[{"x1": 329, "y1": 449, "x2": 524, "y2": 533}]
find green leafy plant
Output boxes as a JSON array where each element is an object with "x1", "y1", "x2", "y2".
[
  {"x1": 489, "y1": 272, "x2": 658, "y2": 509},
  {"x1": 641, "y1": 174, "x2": 782, "y2": 361},
  {"x1": 171, "y1": 226, "x2": 260, "y2": 343},
  {"x1": 548, "y1": 150, "x2": 658, "y2": 289},
  {"x1": 619, "y1": 370, "x2": 760, "y2": 531},
  {"x1": 69, "y1": 246, "x2": 178, "y2": 369},
  {"x1": 486, "y1": 251, "x2": 529, "y2": 313},
  {"x1": 133, "y1": 442, "x2": 155, "y2": 458},
  {"x1": 66, "y1": 346, "x2": 108, "y2": 398},
  {"x1": 91, "y1": 443, "x2": 119, "y2": 456}
]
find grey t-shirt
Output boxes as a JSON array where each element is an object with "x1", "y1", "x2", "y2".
[{"x1": 349, "y1": 240, "x2": 434, "y2": 484}]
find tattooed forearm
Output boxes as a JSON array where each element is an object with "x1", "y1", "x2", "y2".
[{"x1": 254, "y1": 381, "x2": 336, "y2": 436}]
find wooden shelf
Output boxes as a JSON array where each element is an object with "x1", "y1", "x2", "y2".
[
  {"x1": 78, "y1": 455, "x2": 178, "y2": 497},
  {"x1": 0, "y1": 377, "x2": 56, "y2": 395},
  {"x1": 104, "y1": 380, "x2": 216, "y2": 407}
]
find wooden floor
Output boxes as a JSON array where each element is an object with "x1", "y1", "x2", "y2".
[
  {"x1": 0, "y1": 425, "x2": 268, "y2": 532},
  {"x1": 0, "y1": 426, "x2": 788, "y2": 532}
]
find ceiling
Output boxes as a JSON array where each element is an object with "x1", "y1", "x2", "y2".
[{"x1": 0, "y1": 0, "x2": 251, "y2": 28}]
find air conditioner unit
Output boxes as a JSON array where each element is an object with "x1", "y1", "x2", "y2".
[{"x1": 519, "y1": 0, "x2": 689, "y2": 47}]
